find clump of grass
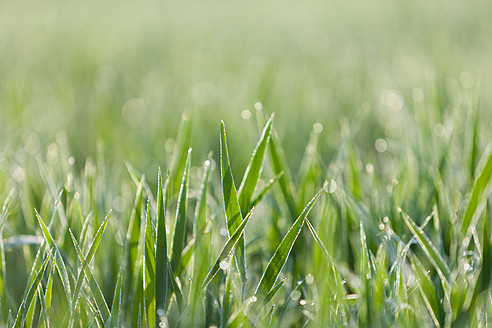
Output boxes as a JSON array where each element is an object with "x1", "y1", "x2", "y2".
[{"x1": 1, "y1": 98, "x2": 492, "y2": 327}]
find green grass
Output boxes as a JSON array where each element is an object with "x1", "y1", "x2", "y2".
[{"x1": 2, "y1": 0, "x2": 492, "y2": 326}]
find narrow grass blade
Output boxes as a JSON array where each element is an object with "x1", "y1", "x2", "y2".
[
  {"x1": 221, "y1": 272, "x2": 233, "y2": 328},
  {"x1": 12, "y1": 250, "x2": 52, "y2": 328},
  {"x1": 144, "y1": 203, "x2": 155, "y2": 328},
  {"x1": 170, "y1": 149, "x2": 191, "y2": 272},
  {"x1": 69, "y1": 211, "x2": 111, "y2": 325},
  {"x1": 268, "y1": 126, "x2": 297, "y2": 218},
  {"x1": 400, "y1": 209, "x2": 451, "y2": 283},
  {"x1": 238, "y1": 114, "x2": 274, "y2": 215},
  {"x1": 69, "y1": 231, "x2": 111, "y2": 323},
  {"x1": 220, "y1": 120, "x2": 247, "y2": 282},
  {"x1": 171, "y1": 112, "x2": 193, "y2": 195},
  {"x1": 35, "y1": 210, "x2": 72, "y2": 309},
  {"x1": 126, "y1": 175, "x2": 145, "y2": 283},
  {"x1": 254, "y1": 190, "x2": 322, "y2": 301},
  {"x1": 262, "y1": 278, "x2": 285, "y2": 306},
  {"x1": 461, "y1": 146, "x2": 492, "y2": 236},
  {"x1": 109, "y1": 269, "x2": 123, "y2": 328},
  {"x1": 250, "y1": 172, "x2": 283, "y2": 209},
  {"x1": 155, "y1": 169, "x2": 170, "y2": 322},
  {"x1": 201, "y1": 208, "x2": 254, "y2": 290},
  {"x1": 410, "y1": 253, "x2": 441, "y2": 327}
]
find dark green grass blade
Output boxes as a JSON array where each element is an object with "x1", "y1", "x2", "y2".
[
  {"x1": 254, "y1": 190, "x2": 322, "y2": 301},
  {"x1": 400, "y1": 209, "x2": 451, "y2": 283},
  {"x1": 262, "y1": 278, "x2": 285, "y2": 306},
  {"x1": 201, "y1": 208, "x2": 254, "y2": 290},
  {"x1": 12, "y1": 250, "x2": 52, "y2": 328},
  {"x1": 220, "y1": 121, "x2": 247, "y2": 282},
  {"x1": 35, "y1": 211, "x2": 72, "y2": 309},
  {"x1": 268, "y1": 126, "x2": 297, "y2": 218},
  {"x1": 238, "y1": 114, "x2": 274, "y2": 215},
  {"x1": 170, "y1": 149, "x2": 191, "y2": 272},
  {"x1": 461, "y1": 146, "x2": 492, "y2": 236},
  {"x1": 69, "y1": 231, "x2": 111, "y2": 323},
  {"x1": 109, "y1": 269, "x2": 122, "y2": 328}
]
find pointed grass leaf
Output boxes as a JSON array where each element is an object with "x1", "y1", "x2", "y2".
[
  {"x1": 155, "y1": 169, "x2": 170, "y2": 321},
  {"x1": 238, "y1": 114, "x2": 274, "y2": 215},
  {"x1": 201, "y1": 207, "x2": 255, "y2": 290},
  {"x1": 220, "y1": 120, "x2": 247, "y2": 282},
  {"x1": 254, "y1": 190, "x2": 322, "y2": 301},
  {"x1": 268, "y1": 126, "x2": 297, "y2": 218},
  {"x1": 144, "y1": 203, "x2": 155, "y2": 328},
  {"x1": 109, "y1": 269, "x2": 123, "y2": 328},
  {"x1": 35, "y1": 210, "x2": 72, "y2": 309},
  {"x1": 461, "y1": 146, "x2": 492, "y2": 236},
  {"x1": 69, "y1": 231, "x2": 110, "y2": 323},
  {"x1": 400, "y1": 209, "x2": 451, "y2": 283},
  {"x1": 13, "y1": 249, "x2": 52, "y2": 328},
  {"x1": 69, "y1": 211, "x2": 111, "y2": 325},
  {"x1": 170, "y1": 149, "x2": 191, "y2": 272}
]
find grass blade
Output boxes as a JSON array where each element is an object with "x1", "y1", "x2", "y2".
[
  {"x1": 170, "y1": 149, "x2": 191, "y2": 272},
  {"x1": 268, "y1": 126, "x2": 297, "y2": 218},
  {"x1": 12, "y1": 249, "x2": 52, "y2": 328},
  {"x1": 144, "y1": 202, "x2": 155, "y2": 328},
  {"x1": 400, "y1": 209, "x2": 451, "y2": 283},
  {"x1": 69, "y1": 231, "x2": 111, "y2": 323},
  {"x1": 461, "y1": 145, "x2": 492, "y2": 236},
  {"x1": 220, "y1": 120, "x2": 247, "y2": 282},
  {"x1": 109, "y1": 269, "x2": 123, "y2": 328},
  {"x1": 35, "y1": 210, "x2": 72, "y2": 309},
  {"x1": 254, "y1": 189, "x2": 322, "y2": 301},
  {"x1": 201, "y1": 207, "x2": 254, "y2": 290},
  {"x1": 238, "y1": 114, "x2": 274, "y2": 215}
]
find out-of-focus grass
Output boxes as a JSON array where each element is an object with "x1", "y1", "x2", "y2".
[{"x1": 2, "y1": 0, "x2": 492, "y2": 326}]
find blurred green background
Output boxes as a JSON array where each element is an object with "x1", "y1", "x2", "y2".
[{"x1": 1, "y1": 0, "x2": 491, "y2": 179}]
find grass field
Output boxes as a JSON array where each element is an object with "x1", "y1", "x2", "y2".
[{"x1": 1, "y1": 0, "x2": 492, "y2": 326}]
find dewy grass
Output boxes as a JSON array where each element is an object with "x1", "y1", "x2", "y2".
[{"x1": 2, "y1": 98, "x2": 492, "y2": 328}]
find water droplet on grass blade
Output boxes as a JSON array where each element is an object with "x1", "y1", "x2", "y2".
[
  {"x1": 291, "y1": 291, "x2": 301, "y2": 301},
  {"x1": 306, "y1": 274, "x2": 314, "y2": 285},
  {"x1": 219, "y1": 260, "x2": 229, "y2": 271},
  {"x1": 241, "y1": 109, "x2": 251, "y2": 119}
]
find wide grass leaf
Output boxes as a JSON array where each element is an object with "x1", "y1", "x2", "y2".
[{"x1": 254, "y1": 189, "x2": 322, "y2": 301}]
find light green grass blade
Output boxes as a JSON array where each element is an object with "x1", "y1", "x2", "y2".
[
  {"x1": 12, "y1": 249, "x2": 52, "y2": 328},
  {"x1": 262, "y1": 278, "x2": 285, "y2": 306},
  {"x1": 268, "y1": 126, "x2": 297, "y2": 218},
  {"x1": 220, "y1": 120, "x2": 247, "y2": 282},
  {"x1": 44, "y1": 263, "x2": 54, "y2": 314},
  {"x1": 410, "y1": 253, "x2": 441, "y2": 327},
  {"x1": 69, "y1": 231, "x2": 111, "y2": 323},
  {"x1": 400, "y1": 209, "x2": 451, "y2": 283},
  {"x1": 189, "y1": 158, "x2": 212, "y2": 327},
  {"x1": 461, "y1": 146, "x2": 492, "y2": 236},
  {"x1": 155, "y1": 169, "x2": 170, "y2": 322},
  {"x1": 144, "y1": 202, "x2": 155, "y2": 328},
  {"x1": 238, "y1": 114, "x2": 274, "y2": 215},
  {"x1": 170, "y1": 149, "x2": 191, "y2": 272},
  {"x1": 171, "y1": 113, "x2": 193, "y2": 195},
  {"x1": 254, "y1": 190, "x2": 322, "y2": 301},
  {"x1": 250, "y1": 172, "x2": 283, "y2": 209},
  {"x1": 69, "y1": 211, "x2": 111, "y2": 326},
  {"x1": 201, "y1": 208, "x2": 254, "y2": 290},
  {"x1": 126, "y1": 175, "x2": 145, "y2": 284},
  {"x1": 35, "y1": 210, "x2": 72, "y2": 309},
  {"x1": 109, "y1": 269, "x2": 122, "y2": 328},
  {"x1": 221, "y1": 271, "x2": 233, "y2": 328}
]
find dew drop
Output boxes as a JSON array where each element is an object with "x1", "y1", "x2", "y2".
[
  {"x1": 291, "y1": 291, "x2": 301, "y2": 301},
  {"x1": 219, "y1": 260, "x2": 229, "y2": 271},
  {"x1": 306, "y1": 274, "x2": 314, "y2": 285}
]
